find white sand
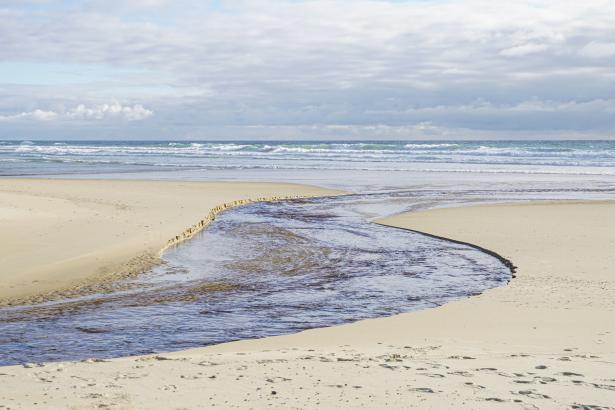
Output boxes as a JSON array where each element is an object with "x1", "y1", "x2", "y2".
[{"x1": 0, "y1": 195, "x2": 614, "y2": 409}]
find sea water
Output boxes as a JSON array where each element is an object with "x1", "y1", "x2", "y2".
[{"x1": 2, "y1": 140, "x2": 615, "y2": 190}]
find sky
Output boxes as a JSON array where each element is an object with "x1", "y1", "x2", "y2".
[{"x1": 0, "y1": 0, "x2": 615, "y2": 140}]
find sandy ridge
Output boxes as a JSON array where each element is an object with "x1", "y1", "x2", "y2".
[
  {"x1": 0, "y1": 179, "x2": 341, "y2": 306},
  {"x1": 161, "y1": 195, "x2": 307, "y2": 253},
  {"x1": 9, "y1": 195, "x2": 326, "y2": 307}
]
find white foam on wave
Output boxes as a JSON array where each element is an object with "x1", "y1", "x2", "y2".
[
  {"x1": 2, "y1": 141, "x2": 615, "y2": 178},
  {"x1": 404, "y1": 143, "x2": 459, "y2": 149}
]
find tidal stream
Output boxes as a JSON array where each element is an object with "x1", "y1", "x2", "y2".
[{"x1": 0, "y1": 191, "x2": 521, "y2": 366}]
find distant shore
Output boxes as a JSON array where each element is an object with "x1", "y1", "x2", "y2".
[
  {"x1": 0, "y1": 178, "x2": 341, "y2": 306},
  {"x1": 0, "y1": 185, "x2": 613, "y2": 408}
]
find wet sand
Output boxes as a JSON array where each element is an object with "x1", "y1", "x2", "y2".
[
  {"x1": 0, "y1": 179, "x2": 341, "y2": 306},
  {"x1": 1, "y1": 199, "x2": 614, "y2": 408}
]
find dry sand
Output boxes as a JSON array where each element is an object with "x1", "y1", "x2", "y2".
[
  {"x1": 1, "y1": 195, "x2": 614, "y2": 409},
  {"x1": 0, "y1": 179, "x2": 341, "y2": 305}
]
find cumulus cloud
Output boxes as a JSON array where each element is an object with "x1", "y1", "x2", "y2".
[
  {"x1": 0, "y1": 103, "x2": 153, "y2": 122},
  {"x1": 66, "y1": 103, "x2": 153, "y2": 121}
]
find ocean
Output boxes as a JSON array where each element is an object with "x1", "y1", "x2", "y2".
[
  {"x1": 1, "y1": 140, "x2": 614, "y2": 174},
  {"x1": 2, "y1": 139, "x2": 615, "y2": 193}
]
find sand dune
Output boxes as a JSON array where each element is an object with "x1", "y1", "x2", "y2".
[{"x1": 0, "y1": 187, "x2": 613, "y2": 408}]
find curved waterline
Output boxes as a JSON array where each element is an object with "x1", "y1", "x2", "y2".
[
  {"x1": 377, "y1": 223, "x2": 518, "y2": 279},
  {"x1": 0, "y1": 193, "x2": 513, "y2": 366},
  {"x1": 0, "y1": 193, "x2": 322, "y2": 308}
]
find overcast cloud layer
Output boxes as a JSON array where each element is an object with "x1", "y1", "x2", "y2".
[{"x1": 1, "y1": 0, "x2": 615, "y2": 140}]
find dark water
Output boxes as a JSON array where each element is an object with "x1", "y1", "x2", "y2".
[{"x1": 0, "y1": 193, "x2": 513, "y2": 366}]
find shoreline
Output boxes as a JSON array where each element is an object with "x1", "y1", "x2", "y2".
[
  {"x1": 0, "y1": 179, "x2": 342, "y2": 306},
  {"x1": 159, "y1": 195, "x2": 319, "y2": 254},
  {"x1": 1, "y1": 198, "x2": 613, "y2": 408},
  {"x1": 376, "y1": 221, "x2": 518, "y2": 279}
]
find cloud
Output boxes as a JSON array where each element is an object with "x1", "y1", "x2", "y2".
[
  {"x1": 66, "y1": 103, "x2": 153, "y2": 121},
  {"x1": 580, "y1": 42, "x2": 615, "y2": 58},
  {"x1": 0, "y1": 0, "x2": 615, "y2": 138},
  {"x1": 500, "y1": 43, "x2": 550, "y2": 57},
  {"x1": 0, "y1": 103, "x2": 153, "y2": 122},
  {"x1": 0, "y1": 109, "x2": 58, "y2": 122}
]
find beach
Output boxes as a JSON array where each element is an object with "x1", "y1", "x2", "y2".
[
  {"x1": 0, "y1": 179, "x2": 341, "y2": 306},
  {"x1": 3, "y1": 0, "x2": 615, "y2": 406},
  {"x1": 0, "y1": 181, "x2": 613, "y2": 408}
]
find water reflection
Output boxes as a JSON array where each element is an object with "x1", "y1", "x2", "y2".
[{"x1": 0, "y1": 191, "x2": 516, "y2": 365}]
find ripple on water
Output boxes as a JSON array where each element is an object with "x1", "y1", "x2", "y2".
[{"x1": 0, "y1": 193, "x2": 512, "y2": 365}]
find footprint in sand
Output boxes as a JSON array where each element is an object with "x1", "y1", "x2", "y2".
[
  {"x1": 535, "y1": 376, "x2": 557, "y2": 384},
  {"x1": 559, "y1": 371, "x2": 584, "y2": 377},
  {"x1": 571, "y1": 404, "x2": 613, "y2": 410},
  {"x1": 464, "y1": 382, "x2": 485, "y2": 390},
  {"x1": 513, "y1": 389, "x2": 551, "y2": 400},
  {"x1": 409, "y1": 387, "x2": 438, "y2": 394},
  {"x1": 418, "y1": 373, "x2": 445, "y2": 378},
  {"x1": 448, "y1": 370, "x2": 474, "y2": 377},
  {"x1": 591, "y1": 383, "x2": 615, "y2": 391}
]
